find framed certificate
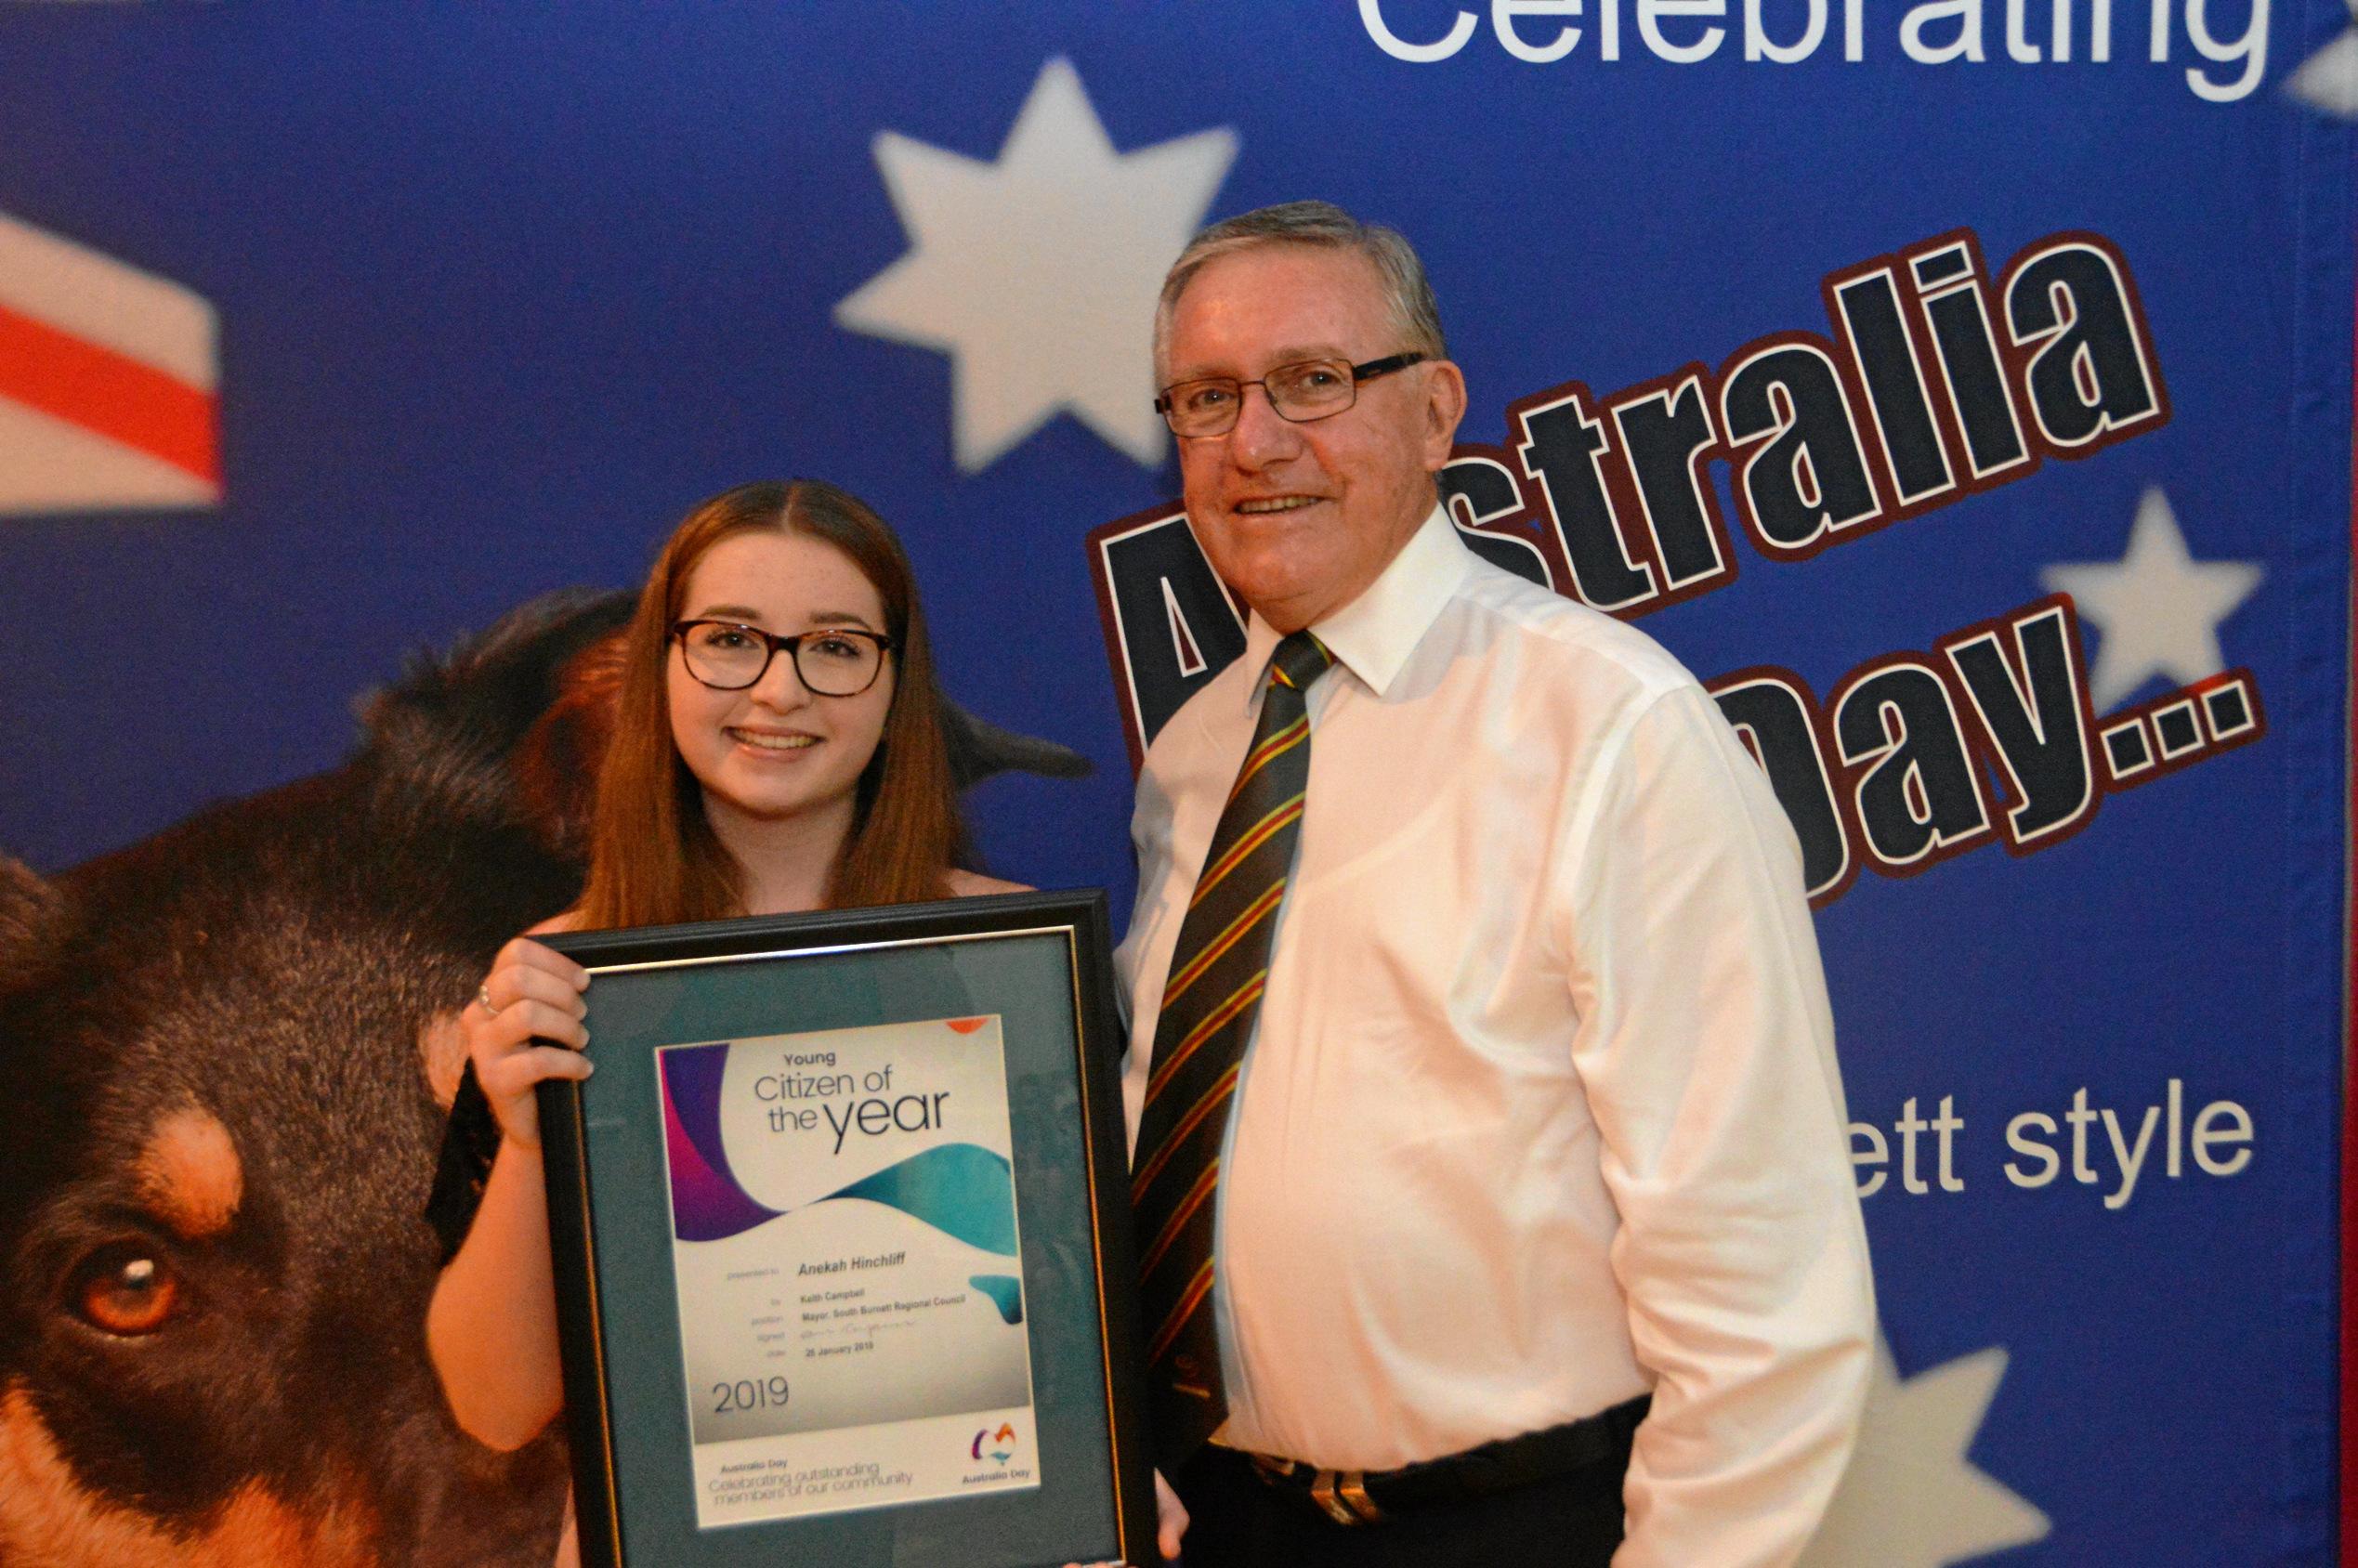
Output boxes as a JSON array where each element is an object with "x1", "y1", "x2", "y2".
[{"x1": 535, "y1": 891, "x2": 1155, "y2": 1567}]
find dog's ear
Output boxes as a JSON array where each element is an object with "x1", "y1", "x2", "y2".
[
  {"x1": 357, "y1": 590, "x2": 635, "y2": 860},
  {"x1": 0, "y1": 853, "x2": 64, "y2": 999},
  {"x1": 942, "y1": 701, "x2": 1094, "y2": 790}
]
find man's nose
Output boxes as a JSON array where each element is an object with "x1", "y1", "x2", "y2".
[{"x1": 1226, "y1": 383, "x2": 1303, "y2": 468}]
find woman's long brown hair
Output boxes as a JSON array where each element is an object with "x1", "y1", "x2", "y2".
[{"x1": 575, "y1": 480, "x2": 970, "y2": 927}]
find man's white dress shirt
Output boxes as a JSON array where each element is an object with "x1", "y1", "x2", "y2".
[{"x1": 1116, "y1": 508, "x2": 1874, "y2": 1568}]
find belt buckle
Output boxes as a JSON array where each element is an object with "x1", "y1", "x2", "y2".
[{"x1": 1309, "y1": 1468, "x2": 1383, "y2": 1526}]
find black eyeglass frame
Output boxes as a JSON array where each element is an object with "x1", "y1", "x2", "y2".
[
  {"x1": 669, "y1": 620, "x2": 897, "y2": 697},
  {"x1": 1153, "y1": 352, "x2": 1429, "y2": 437}
]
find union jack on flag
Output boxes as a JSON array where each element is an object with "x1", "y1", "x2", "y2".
[{"x1": 0, "y1": 210, "x2": 219, "y2": 515}]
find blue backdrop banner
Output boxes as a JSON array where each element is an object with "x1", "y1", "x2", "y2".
[{"x1": 1, "y1": 5, "x2": 2351, "y2": 1565}]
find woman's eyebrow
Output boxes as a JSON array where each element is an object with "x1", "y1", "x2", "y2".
[{"x1": 688, "y1": 605, "x2": 878, "y2": 630}]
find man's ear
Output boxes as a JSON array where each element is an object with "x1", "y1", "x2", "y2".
[{"x1": 1421, "y1": 358, "x2": 1469, "y2": 471}]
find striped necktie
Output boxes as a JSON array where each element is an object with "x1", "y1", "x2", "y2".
[{"x1": 1133, "y1": 629, "x2": 1335, "y2": 1470}]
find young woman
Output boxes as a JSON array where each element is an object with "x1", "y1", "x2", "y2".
[
  {"x1": 425, "y1": 479, "x2": 1181, "y2": 1566},
  {"x1": 425, "y1": 478, "x2": 1024, "y2": 1449}
]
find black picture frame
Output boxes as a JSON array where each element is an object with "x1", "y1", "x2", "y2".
[{"x1": 535, "y1": 890, "x2": 1154, "y2": 1567}]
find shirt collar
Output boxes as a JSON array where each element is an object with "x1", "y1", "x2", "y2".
[{"x1": 1238, "y1": 504, "x2": 1470, "y2": 706}]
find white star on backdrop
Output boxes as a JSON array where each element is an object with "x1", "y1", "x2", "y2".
[
  {"x1": 2287, "y1": 0, "x2": 2358, "y2": 117},
  {"x1": 2039, "y1": 487, "x2": 2263, "y2": 712},
  {"x1": 834, "y1": 58, "x2": 1237, "y2": 473},
  {"x1": 1801, "y1": 1336, "x2": 2051, "y2": 1568}
]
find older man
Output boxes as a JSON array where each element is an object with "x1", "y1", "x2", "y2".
[{"x1": 1116, "y1": 202, "x2": 1874, "y2": 1567}]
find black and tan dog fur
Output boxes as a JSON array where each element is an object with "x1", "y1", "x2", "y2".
[{"x1": 0, "y1": 592, "x2": 1081, "y2": 1565}]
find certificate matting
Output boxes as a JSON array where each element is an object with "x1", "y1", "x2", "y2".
[{"x1": 538, "y1": 893, "x2": 1151, "y2": 1568}]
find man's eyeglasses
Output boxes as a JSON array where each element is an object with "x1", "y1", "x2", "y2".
[
  {"x1": 1155, "y1": 353, "x2": 1427, "y2": 438},
  {"x1": 671, "y1": 621, "x2": 895, "y2": 697}
]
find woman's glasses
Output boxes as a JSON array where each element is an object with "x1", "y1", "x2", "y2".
[{"x1": 671, "y1": 621, "x2": 895, "y2": 697}]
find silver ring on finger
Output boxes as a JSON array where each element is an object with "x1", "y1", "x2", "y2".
[{"x1": 477, "y1": 983, "x2": 502, "y2": 1017}]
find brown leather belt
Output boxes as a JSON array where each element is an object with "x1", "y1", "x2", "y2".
[{"x1": 1240, "y1": 1394, "x2": 1649, "y2": 1526}]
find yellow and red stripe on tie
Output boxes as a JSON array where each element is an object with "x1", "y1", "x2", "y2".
[
  {"x1": 1161, "y1": 881, "x2": 1287, "y2": 1011},
  {"x1": 1132, "y1": 1061, "x2": 1241, "y2": 1196},
  {"x1": 1227, "y1": 712, "x2": 1308, "y2": 803},
  {"x1": 1145, "y1": 972, "x2": 1266, "y2": 1105},
  {"x1": 1148, "y1": 1259, "x2": 1217, "y2": 1363},
  {"x1": 1188, "y1": 794, "x2": 1304, "y2": 910},
  {"x1": 1139, "y1": 1159, "x2": 1222, "y2": 1276},
  {"x1": 1267, "y1": 633, "x2": 1330, "y2": 687}
]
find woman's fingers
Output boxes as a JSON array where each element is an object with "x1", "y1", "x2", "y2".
[
  {"x1": 479, "y1": 950, "x2": 591, "y2": 1022},
  {"x1": 466, "y1": 936, "x2": 596, "y2": 1147},
  {"x1": 494, "y1": 935, "x2": 592, "y2": 991},
  {"x1": 1060, "y1": 1472, "x2": 1185, "y2": 1568},
  {"x1": 476, "y1": 997, "x2": 588, "y2": 1053},
  {"x1": 479, "y1": 965, "x2": 587, "y2": 1020},
  {"x1": 478, "y1": 985, "x2": 590, "y2": 1047},
  {"x1": 1153, "y1": 1469, "x2": 1187, "y2": 1561},
  {"x1": 480, "y1": 1044, "x2": 596, "y2": 1098},
  {"x1": 478, "y1": 1044, "x2": 596, "y2": 1148}
]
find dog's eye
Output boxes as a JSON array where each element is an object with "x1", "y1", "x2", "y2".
[{"x1": 68, "y1": 1246, "x2": 183, "y2": 1337}]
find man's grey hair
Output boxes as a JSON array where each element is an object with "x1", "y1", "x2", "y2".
[{"x1": 1152, "y1": 200, "x2": 1448, "y2": 378}]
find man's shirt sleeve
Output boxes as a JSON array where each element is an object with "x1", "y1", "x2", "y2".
[{"x1": 1556, "y1": 683, "x2": 1876, "y2": 1568}]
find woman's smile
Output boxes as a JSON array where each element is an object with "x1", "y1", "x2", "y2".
[{"x1": 726, "y1": 725, "x2": 820, "y2": 755}]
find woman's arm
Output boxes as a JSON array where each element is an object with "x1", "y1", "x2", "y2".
[
  {"x1": 425, "y1": 930, "x2": 592, "y2": 1451},
  {"x1": 427, "y1": 1130, "x2": 566, "y2": 1448}
]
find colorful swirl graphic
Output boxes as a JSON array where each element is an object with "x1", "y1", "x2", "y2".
[{"x1": 660, "y1": 1041, "x2": 1020, "y2": 1261}]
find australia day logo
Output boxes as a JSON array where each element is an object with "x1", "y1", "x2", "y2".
[{"x1": 972, "y1": 1422, "x2": 1020, "y2": 1466}]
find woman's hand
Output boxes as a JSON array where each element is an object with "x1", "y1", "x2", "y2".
[
  {"x1": 1066, "y1": 1469, "x2": 1188, "y2": 1567},
  {"x1": 1151, "y1": 1470, "x2": 1188, "y2": 1562},
  {"x1": 464, "y1": 935, "x2": 592, "y2": 1149}
]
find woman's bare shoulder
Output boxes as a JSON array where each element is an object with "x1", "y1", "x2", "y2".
[{"x1": 943, "y1": 869, "x2": 1032, "y2": 898}]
